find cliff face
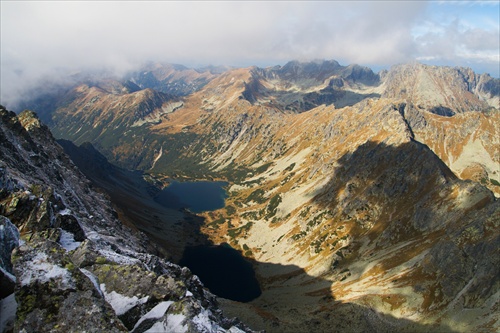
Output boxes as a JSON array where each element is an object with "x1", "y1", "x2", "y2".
[{"x1": 0, "y1": 106, "x2": 254, "y2": 333}]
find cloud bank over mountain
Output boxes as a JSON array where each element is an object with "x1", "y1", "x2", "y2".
[{"x1": 1, "y1": 1, "x2": 498, "y2": 107}]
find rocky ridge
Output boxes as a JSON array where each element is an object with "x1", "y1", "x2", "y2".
[
  {"x1": 382, "y1": 62, "x2": 499, "y2": 114},
  {"x1": 240, "y1": 61, "x2": 381, "y2": 112},
  {"x1": 0, "y1": 106, "x2": 254, "y2": 333},
  {"x1": 400, "y1": 105, "x2": 500, "y2": 196}
]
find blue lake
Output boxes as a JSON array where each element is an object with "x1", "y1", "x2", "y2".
[{"x1": 154, "y1": 180, "x2": 228, "y2": 213}]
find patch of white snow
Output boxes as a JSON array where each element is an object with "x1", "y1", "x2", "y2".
[
  {"x1": 145, "y1": 314, "x2": 187, "y2": 333},
  {"x1": 100, "y1": 283, "x2": 149, "y2": 316},
  {"x1": 98, "y1": 249, "x2": 142, "y2": 266},
  {"x1": 228, "y1": 326, "x2": 247, "y2": 333},
  {"x1": 132, "y1": 301, "x2": 174, "y2": 331},
  {"x1": 59, "y1": 229, "x2": 81, "y2": 251},
  {"x1": 58, "y1": 208, "x2": 72, "y2": 216},
  {"x1": 20, "y1": 252, "x2": 73, "y2": 288},
  {"x1": 150, "y1": 146, "x2": 163, "y2": 170},
  {"x1": 192, "y1": 308, "x2": 220, "y2": 332}
]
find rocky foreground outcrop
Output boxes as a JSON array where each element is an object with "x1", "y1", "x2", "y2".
[{"x1": 0, "y1": 106, "x2": 253, "y2": 333}]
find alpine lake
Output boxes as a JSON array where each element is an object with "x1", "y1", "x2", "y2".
[
  {"x1": 154, "y1": 180, "x2": 229, "y2": 213},
  {"x1": 154, "y1": 180, "x2": 262, "y2": 302}
]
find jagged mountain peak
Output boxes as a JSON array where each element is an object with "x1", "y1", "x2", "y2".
[
  {"x1": 49, "y1": 83, "x2": 177, "y2": 148},
  {"x1": 196, "y1": 64, "x2": 235, "y2": 75},
  {"x1": 236, "y1": 60, "x2": 381, "y2": 112},
  {"x1": 275, "y1": 59, "x2": 342, "y2": 77},
  {"x1": 125, "y1": 62, "x2": 219, "y2": 96},
  {"x1": 382, "y1": 62, "x2": 500, "y2": 113},
  {"x1": 86, "y1": 78, "x2": 142, "y2": 95},
  {"x1": 259, "y1": 59, "x2": 379, "y2": 87}
]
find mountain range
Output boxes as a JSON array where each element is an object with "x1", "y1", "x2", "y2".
[{"x1": 2, "y1": 59, "x2": 500, "y2": 332}]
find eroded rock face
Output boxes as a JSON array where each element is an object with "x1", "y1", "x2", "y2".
[
  {"x1": 0, "y1": 216, "x2": 19, "y2": 299},
  {"x1": 0, "y1": 106, "x2": 255, "y2": 332}
]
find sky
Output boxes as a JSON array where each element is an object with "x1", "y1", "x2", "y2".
[{"x1": 1, "y1": 1, "x2": 499, "y2": 107}]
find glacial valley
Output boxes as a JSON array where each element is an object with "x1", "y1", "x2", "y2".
[{"x1": 2, "y1": 60, "x2": 499, "y2": 332}]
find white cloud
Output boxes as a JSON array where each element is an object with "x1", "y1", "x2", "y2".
[
  {"x1": 0, "y1": 1, "x2": 498, "y2": 108},
  {"x1": 413, "y1": 15, "x2": 499, "y2": 73}
]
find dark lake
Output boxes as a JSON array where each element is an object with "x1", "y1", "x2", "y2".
[
  {"x1": 154, "y1": 180, "x2": 228, "y2": 213},
  {"x1": 179, "y1": 244, "x2": 262, "y2": 302}
]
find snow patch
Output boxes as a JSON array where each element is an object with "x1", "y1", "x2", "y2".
[
  {"x1": 132, "y1": 301, "x2": 174, "y2": 331},
  {"x1": 84, "y1": 231, "x2": 101, "y2": 241},
  {"x1": 192, "y1": 308, "x2": 221, "y2": 332},
  {"x1": 58, "y1": 208, "x2": 72, "y2": 216},
  {"x1": 145, "y1": 314, "x2": 187, "y2": 333},
  {"x1": 59, "y1": 229, "x2": 81, "y2": 251},
  {"x1": 100, "y1": 283, "x2": 149, "y2": 316},
  {"x1": 19, "y1": 252, "x2": 73, "y2": 288},
  {"x1": 98, "y1": 249, "x2": 142, "y2": 266}
]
